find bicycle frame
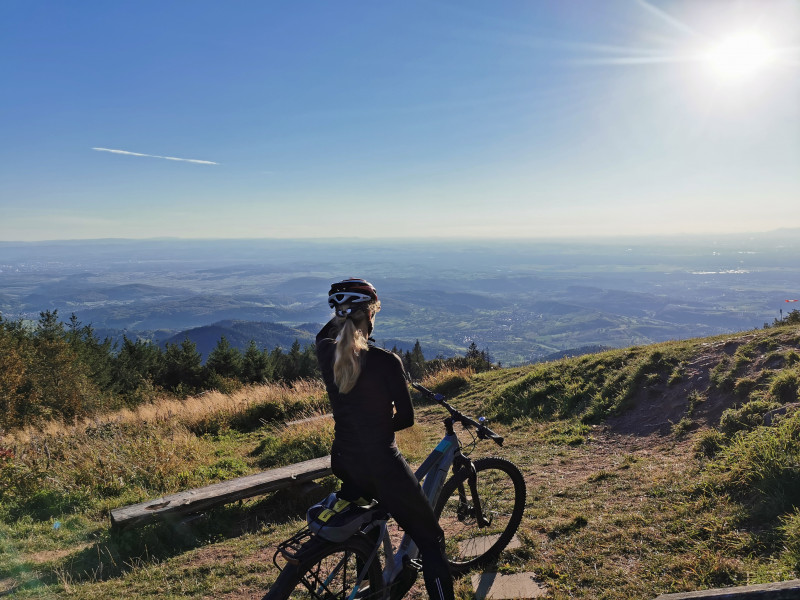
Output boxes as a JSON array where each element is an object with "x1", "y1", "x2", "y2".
[{"x1": 377, "y1": 415, "x2": 474, "y2": 594}]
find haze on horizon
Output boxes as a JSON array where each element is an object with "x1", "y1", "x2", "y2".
[{"x1": 1, "y1": 1, "x2": 798, "y2": 242}]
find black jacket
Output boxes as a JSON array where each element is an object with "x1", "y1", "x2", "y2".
[{"x1": 316, "y1": 320, "x2": 414, "y2": 448}]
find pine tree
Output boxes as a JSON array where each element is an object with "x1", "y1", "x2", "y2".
[
  {"x1": 407, "y1": 340, "x2": 426, "y2": 380},
  {"x1": 300, "y1": 344, "x2": 320, "y2": 380},
  {"x1": 160, "y1": 338, "x2": 204, "y2": 394},
  {"x1": 206, "y1": 336, "x2": 243, "y2": 380},
  {"x1": 269, "y1": 346, "x2": 287, "y2": 382},
  {"x1": 241, "y1": 340, "x2": 271, "y2": 383},
  {"x1": 66, "y1": 313, "x2": 114, "y2": 393},
  {"x1": 30, "y1": 310, "x2": 98, "y2": 419},
  {"x1": 283, "y1": 339, "x2": 303, "y2": 382},
  {"x1": 112, "y1": 336, "x2": 162, "y2": 395}
]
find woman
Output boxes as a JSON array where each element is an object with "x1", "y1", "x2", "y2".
[{"x1": 315, "y1": 278, "x2": 454, "y2": 600}]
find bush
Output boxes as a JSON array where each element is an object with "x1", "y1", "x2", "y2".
[
  {"x1": 0, "y1": 422, "x2": 211, "y2": 520},
  {"x1": 694, "y1": 429, "x2": 726, "y2": 459},
  {"x1": 710, "y1": 356, "x2": 734, "y2": 391},
  {"x1": 703, "y1": 411, "x2": 800, "y2": 522},
  {"x1": 768, "y1": 369, "x2": 800, "y2": 403},
  {"x1": 719, "y1": 400, "x2": 781, "y2": 437},
  {"x1": 733, "y1": 377, "x2": 758, "y2": 400}
]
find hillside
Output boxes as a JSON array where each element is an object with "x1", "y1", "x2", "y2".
[{"x1": 1, "y1": 323, "x2": 799, "y2": 599}]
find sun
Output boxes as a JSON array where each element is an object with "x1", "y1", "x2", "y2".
[{"x1": 702, "y1": 30, "x2": 778, "y2": 84}]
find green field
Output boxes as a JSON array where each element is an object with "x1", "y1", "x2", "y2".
[{"x1": 2, "y1": 323, "x2": 800, "y2": 598}]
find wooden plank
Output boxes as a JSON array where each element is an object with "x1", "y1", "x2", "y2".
[
  {"x1": 286, "y1": 413, "x2": 332, "y2": 426},
  {"x1": 110, "y1": 455, "x2": 332, "y2": 530},
  {"x1": 652, "y1": 579, "x2": 800, "y2": 599}
]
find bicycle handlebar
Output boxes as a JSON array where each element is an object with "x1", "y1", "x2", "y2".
[{"x1": 411, "y1": 383, "x2": 504, "y2": 447}]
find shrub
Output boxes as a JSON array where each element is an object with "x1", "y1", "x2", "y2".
[
  {"x1": 420, "y1": 368, "x2": 472, "y2": 398},
  {"x1": 703, "y1": 411, "x2": 800, "y2": 521},
  {"x1": 668, "y1": 363, "x2": 686, "y2": 385},
  {"x1": 719, "y1": 400, "x2": 780, "y2": 437},
  {"x1": 768, "y1": 369, "x2": 800, "y2": 403},
  {"x1": 0, "y1": 422, "x2": 210, "y2": 519},
  {"x1": 672, "y1": 417, "x2": 695, "y2": 438},
  {"x1": 686, "y1": 390, "x2": 706, "y2": 416},
  {"x1": 710, "y1": 356, "x2": 734, "y2": 391},
  {"x1": 695, "y1": 429, "x2": 725, "y2": 459},
  {"x1": 733, "y1": 377, "x2": 758, "y2": 400}
]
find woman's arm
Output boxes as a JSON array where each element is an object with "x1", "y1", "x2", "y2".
[
  {"x1": 389, "y1": 354, "x2": 414, "y2": 431},
  {"x1": 316, "y1": 319, "x2": 338, "y2": 345}
]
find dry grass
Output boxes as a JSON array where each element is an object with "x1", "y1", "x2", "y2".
[{"x1": 4, "y1": 379, "x2": 327, "y2": 444}]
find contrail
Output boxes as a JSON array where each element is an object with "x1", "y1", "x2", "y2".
[{"x1": 92, "y1": 147, "x2": 218, "y2": 165}]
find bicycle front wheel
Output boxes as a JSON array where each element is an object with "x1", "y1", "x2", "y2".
[
  {"x1": 263, "y1": 535, "x2": 383, "y2": 600},
  {"x1": 434, "y1": 456, "x2": 526, "y2": 574}
]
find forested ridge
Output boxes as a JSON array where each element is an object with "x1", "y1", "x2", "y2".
[{"x1": 0, "y1": 310, "x2": 493, "y2": 431}]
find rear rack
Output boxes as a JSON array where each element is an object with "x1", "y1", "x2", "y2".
[{"x1": 273, "y1": 527, "x2": 315, "y2": 568}]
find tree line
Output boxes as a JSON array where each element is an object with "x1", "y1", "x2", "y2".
[
  {"x1": 0, "y1": 310, "x2": 319, "y2": 430},
  {"x1": 0, "y1": 310, "x2": 494, "y2": 431}
]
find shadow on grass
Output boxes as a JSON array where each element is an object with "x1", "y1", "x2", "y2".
[{"x1": 16, "y1": 480, "x2": 339, "y2": 593}]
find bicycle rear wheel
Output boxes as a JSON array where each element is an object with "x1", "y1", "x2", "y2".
[
  {"x1": 263, "y1": 534, "x2": 383, "y2": 600},
  {"x1": 434, "y1": 456, "x2": 526, "y2": 574}
]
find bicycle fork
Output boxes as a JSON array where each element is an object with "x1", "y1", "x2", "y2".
[{"x1": 459, "y1": 461, "x2": 492, "y2": 528}]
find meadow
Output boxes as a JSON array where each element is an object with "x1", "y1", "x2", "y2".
[{"x1": 2, "y1": 323, "x2": 800, "y2": 599}]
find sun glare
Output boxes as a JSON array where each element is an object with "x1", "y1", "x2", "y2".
[{"x1": 703, "y1": 31, "x2": 778, "y2": 83}]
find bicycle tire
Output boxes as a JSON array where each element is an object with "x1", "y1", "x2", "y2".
[
  {"x1": 434, "y1": 456, "x2": 526, "y2": 574},
  {"x1": 263, "y1": 534, "x2": 383, "y2": 600}
]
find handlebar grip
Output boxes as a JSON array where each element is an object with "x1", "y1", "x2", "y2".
[{"x1": 478, "y1": 425, "x2": 504, "y2": 446}]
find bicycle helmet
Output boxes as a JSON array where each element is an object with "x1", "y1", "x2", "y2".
[{"x1": 327, "y1": 278, "x2": 378, "y2": 309}]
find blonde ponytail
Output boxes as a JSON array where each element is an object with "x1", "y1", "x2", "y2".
[{"x1": 332, "y1": 300, "x2": 380, "y2": 394}]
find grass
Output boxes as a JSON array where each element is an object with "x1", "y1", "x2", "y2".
[
  {"x1": 488, "y1": 343, "x2": 693, "y2": 425},
  {"x1": 2, "y1": 326, "x2": 800, "y2": 598}
]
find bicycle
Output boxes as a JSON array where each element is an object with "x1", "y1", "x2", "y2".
[{"x1": 263, "y1": 383, "x2": 527, "y2": 600}]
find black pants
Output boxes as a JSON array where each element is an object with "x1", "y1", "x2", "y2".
[{"x1": 331, "y1": 442, "x2": 455, "y2": 600}]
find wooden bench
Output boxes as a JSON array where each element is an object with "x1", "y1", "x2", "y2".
[
  {"x1": 110, "y1": 455, "x2": 332, "y2": 530},
  {"x1": 652, "y1": 579, "x2": 800, "y2": 599}
]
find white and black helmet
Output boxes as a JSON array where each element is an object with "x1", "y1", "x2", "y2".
[{"x1": 327, "y1": 278, "x2": 379, "y2": 309}]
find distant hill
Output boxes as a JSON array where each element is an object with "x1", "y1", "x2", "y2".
[{"x1": 161, "y1": 320, "x2": 316, "y2": 360}]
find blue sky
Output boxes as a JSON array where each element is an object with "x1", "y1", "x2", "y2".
[{"x1": 1, "y1": 0, "x2": 798, "y2": 241}]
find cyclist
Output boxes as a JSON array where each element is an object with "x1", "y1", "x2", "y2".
[{"x1": 315, "y1": 278, "x2": 454, "y2": 600}]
